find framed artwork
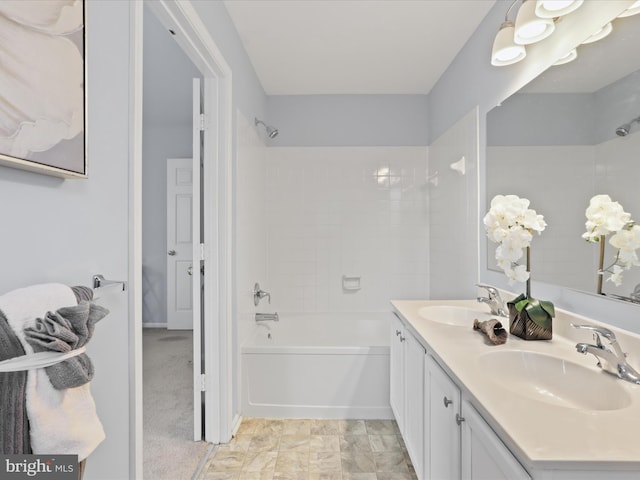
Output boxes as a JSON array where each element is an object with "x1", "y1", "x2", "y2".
[{"x1": 0, "y1": 0, "x2": 87, "y2": 178}]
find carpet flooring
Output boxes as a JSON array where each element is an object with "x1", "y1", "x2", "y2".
[{"x1": 143, "y1": 328, "x2": 209, "y2": 479}]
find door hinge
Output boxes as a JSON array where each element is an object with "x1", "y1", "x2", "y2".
[
  {"x1": 199, "y1": 243, "x2": 206, "y2": 261},
  {"x1": 200, "y1": 374, "x2": 207, "y2": 392},
  {"x1": 199, "y1": 113, "x2": 206, "y2": 131}
]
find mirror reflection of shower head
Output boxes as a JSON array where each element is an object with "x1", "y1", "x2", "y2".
[
  {"x1": 255, "y1": 118, "x2": 279, "y2": 139},
  {"x1": 616, "y1": 116, "x2": 640, "y2": 137}
]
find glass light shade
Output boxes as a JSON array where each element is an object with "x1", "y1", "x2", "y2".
[
  {"x1": 535, "y1": 0, "x2": 584, "y2": 18},
  {"x1": 581, "y1": 22, "x2": 613, "y2": 44},
  {"x1": 553, "y1": 48, "x2": 577, "y2": 65},
  {"x1": 491, "y1": 21, "x2": 527, "y2": 66},
  {"x1": 515, "y1": 0, "x2": 556, "y2": 45},
  {"x1": 618, "y1": 0, "x2": 640, "y2": 17}
]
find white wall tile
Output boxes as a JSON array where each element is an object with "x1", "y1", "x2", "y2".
[{"x1": 263, "y1": 146, "x2": 429, "y2": 313}]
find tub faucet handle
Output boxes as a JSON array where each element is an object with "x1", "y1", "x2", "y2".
[{"x1": 253, "y1": 282, "x2": 271, "y2": 306}]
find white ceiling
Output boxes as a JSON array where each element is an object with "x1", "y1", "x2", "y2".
[{"x1": 223, "y1": 0, "x2": 496, "y2": 95}]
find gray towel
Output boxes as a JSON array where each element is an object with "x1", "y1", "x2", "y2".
[
  {"x1": 23, "y1": 302, "x2": 109, "y2": 390},
  {"x1": 0, "y1": 311, "x2": 30, "y2": 454}
]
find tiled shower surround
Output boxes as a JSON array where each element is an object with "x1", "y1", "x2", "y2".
[
  {"x1": 198, "y1": 418, "x2": 417, "y2": 480},
  {"x1": 264, "y1": 147, "x2": 430, "y2": 313}
]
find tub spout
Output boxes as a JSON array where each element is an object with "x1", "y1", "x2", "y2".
[{"x1": 256, "y1": 312, "x2": 279, "y2": 322}]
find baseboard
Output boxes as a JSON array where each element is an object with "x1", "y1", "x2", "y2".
[{"x1": 143, "y1": 323, "x2": 167, "y2": 329}]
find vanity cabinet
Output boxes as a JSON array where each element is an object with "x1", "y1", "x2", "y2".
[
  {"x1": 425, "y1": 354, "x2": 461, "y2": 480},
  {"x1": 390, "y1": 313, "x2": 426, "y2": 479},
  {"x1": 461, "y1": 400, "x2": 530, "y2": 480}
]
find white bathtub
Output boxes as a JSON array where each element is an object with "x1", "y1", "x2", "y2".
[{"x1": 241, "y1": 312, "x2": 392, "y2": 419}]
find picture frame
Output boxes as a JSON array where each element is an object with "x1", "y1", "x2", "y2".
[{"x1": 0, "y1": 1, "x2": 87, "y2": 179}]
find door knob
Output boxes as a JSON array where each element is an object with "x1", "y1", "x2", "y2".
[
  {"x1": 443, "y1": 396, "x2": 453, "y2": 408},
  {"x1": 456, "y1": 414, "x2": 465, "y2": 425},
  {"x1": 187, "y1": 265, "x2": 193, "y2": 276},
  {"x1": 168, "y1": 249, "x2": 176, "y2": 256}
]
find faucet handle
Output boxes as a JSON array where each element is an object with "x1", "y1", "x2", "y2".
[
  {"x1": 476, "y1": 284, "x2": 499, "y2": 297},
  {"x1": 571, "y1": 323, "x2": 615, "y2": 342}
]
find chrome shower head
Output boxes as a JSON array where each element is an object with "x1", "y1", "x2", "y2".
[
  {"x1": 616, "y1": 116, "x2": 640, "y2": 137},
  {"x1": 616, "y1": 124, "x2": 630, "y2": 137},
  {"x1": 255, "y1": 118, "x2": 279, "y2": 139}
]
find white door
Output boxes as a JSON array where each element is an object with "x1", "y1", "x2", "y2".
[{"x1": 166, "y1": 158, "x2": 194, "y2": 330}]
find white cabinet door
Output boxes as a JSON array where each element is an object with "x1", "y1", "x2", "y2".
[
  {"x1": 461, "y1": 400, "x2": 530, "y2": 480},
  {"x1": 390, "y1": 313, "x2": 405, "y2": 434},
  {"x1": 426, "y1": 355, "x2": 461, "y2": 480},
  {"x1": 405, "y1": 331, "x2": 426, "y2": 480}
]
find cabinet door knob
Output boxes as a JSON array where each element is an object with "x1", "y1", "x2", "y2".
[
  {"x1": 395, "y1": 329, "x2": 402, "y2": 336},
  {"x1": 168, "y1": 249, "x2": 176, "y2": 256},
  {"x1": 400, "y1": 336, "x2": 406, "y2": 342},
  {"x1": 443, "y1": 396, "x2": 453, "y2": 408},
  {"x1": 456, "y1": 413, "x2": 465, "y2": 425}
]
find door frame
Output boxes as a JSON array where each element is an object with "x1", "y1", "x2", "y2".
[{"x1": 131, "y1": 1, "x2": 234, "y2": 475}]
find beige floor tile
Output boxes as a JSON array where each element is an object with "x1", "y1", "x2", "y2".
[
  {"x1": 368, "y1": 435, "x2": 401, "y2": 452},
  {"x1": 342, "y1": 474, "x2": 376, "y2": 480},
  {"x1": 273, "y1": 473, "x2": 309, "y2": 480},
  {"x1": 372, "y1": 451, "x2": 409, "y2": 473},
  {"x1": 279, "y1": 434, "x2": 310, "y2": 452},
  {"x1": 364, "y1": 421, "x2": 397, "y2": 436},
  {"x1": 275, "y1": 451, "x2": 309, "y2": 473},
  {"x1": 309, "y1": 435, "x2": 340, "y2": 452},
  {"x1": 338, "y1": 420, "x2": 367, "y2": 435},
  {"x1": 308, "y1": 452, "x2": 342, "y2": 473},
  {"x1": 309, "y1": 473, "x2": 343, "y2": 480},
  {"x1": 238, "y1": 471, "x2": 274, "y2": 480},
  {"x1": 248, "y1": 433, "x2": 280, "y2": 452},
  {"x1": 243, "y1": 451, "x2": 278, "y2": 473},
  {"x1": 257, "y1": 419, "x2": 285, "y2": 436},
  {"x1": 282, "y1": 420, "x2": 311, "y2": 436},
  {"x1": 310, "y1": 420, "x2": 341, "y2": 435},
  {"x1": 339, "y1": 435, "x2": 371, "y2": 452},
  {"x1": 209, "y1": 451, "x2": 247, "y2": 472},
  {"x1": 375, "y1": 473, "x2": 417, "y2": 480},
  {"x1": 202, "y1": 472, "x2": 240, "y2": 480},
  {"x1": 340, "y1": 452, "x2": 376, "y2": 473}
]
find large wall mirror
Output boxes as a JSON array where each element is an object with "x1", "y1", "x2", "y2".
[{"x1": 486, "y1": 12, "x2": 640, "y2": 302}]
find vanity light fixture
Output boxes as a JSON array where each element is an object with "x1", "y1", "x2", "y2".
[
  {"x1": 491, "y1": 1, "x2": 527, "y2": 66},
  {"x1": 581, "y1": 22, "x2": 613, "y2": 44},
  {"x1": 535, "y1": 0, "x2": 583, "y2": 18},
  {"x1": 553, "y1": 48, "x2": 577, "y2": 65},
  {"x1": 514, "y1": 0, "x2": 555, "y2": 45},
  {"x1": 491, "y1": 21, "x2": 527, "y2": 66},
  {"x1": 618, "y1": 0, "x2": 640, "y2": 17}
]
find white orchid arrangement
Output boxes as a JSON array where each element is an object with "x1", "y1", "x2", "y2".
[
  {"x1": 483, "y1": 194, "x2": 547, "y2": 284},
  {"x1": 582, "y1": 194, "x2": 640, "y2": 287}
]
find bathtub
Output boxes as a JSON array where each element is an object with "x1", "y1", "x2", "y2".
[{"x1": 241, "y1": 312, "x2": 392, "y2": 419}]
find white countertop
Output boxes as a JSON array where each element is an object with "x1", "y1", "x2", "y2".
[{"x1": 391, "y1": 299, "x2": 640, "y2": 471}]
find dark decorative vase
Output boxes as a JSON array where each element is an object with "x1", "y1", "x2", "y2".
[{"x1": 507, "y1": 293, "x2": 554, "y2": 341}]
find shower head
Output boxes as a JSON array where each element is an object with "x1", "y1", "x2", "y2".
[
  {"x1": 616, "y1": 116, "x2": 640, "y2": 137},
  {"x1": 616, "y1": 124, "x2": 630, "y2": 137},
  {"x1": 255, "y1": 118, "x2": 279, "y2": 139}
]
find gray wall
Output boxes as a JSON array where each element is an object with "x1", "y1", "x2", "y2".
[
  {"x1": 0, "y1": 2, "x2": 132, "y2": 478},
  {"x1": 267, "y1": 94, "x2": 429, "y2": 146}
]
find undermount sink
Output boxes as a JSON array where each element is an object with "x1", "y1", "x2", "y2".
[
  {"x1": 418, "y1": 305, "x2": 495, "y2": 327},
  {"x1": 479, "y1": 350, "x2": 632, "y2": 411}
]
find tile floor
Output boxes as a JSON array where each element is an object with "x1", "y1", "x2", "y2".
[{"x1": 198, "y1": 418, "x2": 417, "y2": 480}]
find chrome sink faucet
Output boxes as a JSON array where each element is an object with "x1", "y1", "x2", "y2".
[
  {"x1": 572, "y1": 324, "x2": 640, "y2": 385},
  {"x1": 476, "y1": 284, "x2": 508, "y2": 317}
]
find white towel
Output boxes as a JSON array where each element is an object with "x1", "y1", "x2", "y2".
[{"x1": 0, "y1": 283, "x2": 105, "y2": 461}]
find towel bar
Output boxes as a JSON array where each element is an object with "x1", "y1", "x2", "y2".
[{"x1": 92, "y1": 274, "x2": 126, "y2": 292}]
